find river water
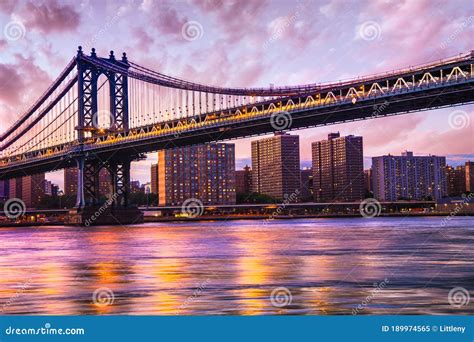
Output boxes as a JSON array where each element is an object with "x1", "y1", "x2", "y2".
[{"x1": 0, "y1": 217, "x2": 472, "y2": 315}]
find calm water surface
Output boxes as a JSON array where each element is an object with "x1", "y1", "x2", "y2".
[{"x1": 0, "y1": 217, "x2": 472, "y2": 315}]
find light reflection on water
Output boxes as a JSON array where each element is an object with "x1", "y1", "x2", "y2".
[{"x1": 0, "y1": 217, "x2": 472, "y2": 315}]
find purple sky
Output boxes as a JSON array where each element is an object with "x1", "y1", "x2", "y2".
[{"x1": 0, "y1": 0, "x2": 473, "y2": 188}]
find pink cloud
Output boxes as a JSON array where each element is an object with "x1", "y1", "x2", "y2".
[
  {"x1": 140, "y1": 2, "x2": 187, "y2": 37},
  {"x1": 0, "y1": 63, "x2": 24, "y2": 106},
  {"x1": 132, "y1": 27, "x2": 154, "y2": 52},
  {"x1": 0, "y1": 54, "x2": 51, "y2": 128},
  {"x1": 0, "y1": 0, "x2": 16, "y2": 13},
  {"x1": 413, "y1": 112, "x2": 474, "y2": 155},
  {"x1": 20, "y1": 0, "x2": 80, "y2": 34},
  {"x1": 0, "y1": 39, "x2": 7, "y2": 51},
  {"x1": 350, "y1": 0, "x2": 471, "y2": 72},
  {"x1": 191, "y1": 0, "x2": 267, "y2": 42},
  {"x1": 178, "y1": 41, "x2": 268, "y2": 87}
]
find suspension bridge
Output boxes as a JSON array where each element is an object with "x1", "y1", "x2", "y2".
[{"x1": 0, "y1": 47, "x2": 473, "y2": 224}]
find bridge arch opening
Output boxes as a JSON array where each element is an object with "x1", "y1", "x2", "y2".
[{"x1": 94, "y1": 73, "x2": 114, "y2": 131}]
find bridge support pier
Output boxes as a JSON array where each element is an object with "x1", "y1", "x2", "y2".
[
  {"x1": 75, "y1": 157, "x2": 85, "y2": 209},
  {"x1": 69, "y1": 156, "x2": 143, "y2": 226},
  {"x1": 108, "y1": 159, "x2": 131, "y2": 208}
]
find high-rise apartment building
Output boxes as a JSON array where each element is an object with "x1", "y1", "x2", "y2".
[
  {"x1": 130, "y1": 180, "x2": 141, "y2": 194},
  {"x1": 64, "y1": 167, "x2": 111, "y2": 197},
  {"x1": 446, "y1": 165, "x2": 466, "y2": 196},
  {"x1": 44, "y1": 180, "x2": 52, "y2": 196},
  {"x1": 7, "y1": 175, "x2": 45, "y2": 207},
  {"x1": 466, "y1": 161, "x2": 474, "y2": 192},
  {"x1": 9, "y1": 178, "x2": 22, "y2": 199},
  {"x1": 235, "y1": 165, "x2": 252, "y2": 194},
  {"x1": 300, "y1": 168, "x2": 313, "y2": 202},
  {"x1": 150, "y1": 163, "x2": 158, "y2": 194},
  {"x1": 157, "y1": 143, "x2": 236, "y2": 205},
  {"x1": 21, "y1": 174, "x2": 45, "y2": 208},
  {"x1": 312, "y1": 132, "x2": 364, "y2": 202},
  {"x1": 251, "y1": 132, "x2": 300, "y2": 201},
  {"x1": 0, "y1": 180, "x2": 9, "y2": 200},
  {"x1": 364, "y1": 169, "x2": 373, "y2": 194},
  {"x1": 64, "y1": 167, "x2": 78, "y2": 196},
  {"x1": 372, "y1": 151, "x2": 447, "y2": 201}
]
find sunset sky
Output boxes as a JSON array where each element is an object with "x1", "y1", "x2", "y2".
[{"x1": 0, "y1": 0, "x2": 473, "y2": 187}]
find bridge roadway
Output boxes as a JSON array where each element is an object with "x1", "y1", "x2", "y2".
[{"x1": 0, "y1": 52, "x2": 473, "y2": 180}]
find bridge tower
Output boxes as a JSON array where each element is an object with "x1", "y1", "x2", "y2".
[{"x1": 70, "y1": 47, "x2": 141, "y2": 225}]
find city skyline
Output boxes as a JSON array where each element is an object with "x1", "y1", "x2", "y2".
[
  {"x1": 4, "y1": 133, "x2": 471, "y2": 206},
  {"x1": 0, "y1": 0, "x2": 472, "y2": 187},
  {"x1": 39, "y1": 138, "x2": 474, "y2": 193},
  {"x1": 4, "y1": 133, "x2": 472, "y2": 196}
]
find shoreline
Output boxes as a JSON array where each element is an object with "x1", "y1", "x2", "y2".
[
  {"x1": 0, "y1": 212, "x2": 472, "y2": 227},
  {"x1": 143, "y1": 212, "x2": 472, "y2": 223}
]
